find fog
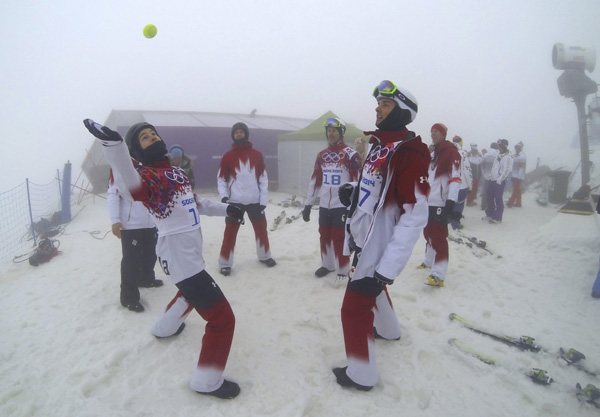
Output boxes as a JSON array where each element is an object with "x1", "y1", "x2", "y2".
[{"x1": 1, "y1": 0, "x2": 599, "y2": 190}]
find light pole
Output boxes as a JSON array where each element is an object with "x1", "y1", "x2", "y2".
[{"x1": 553, "y1": 43, "x2": 597, "y2": 193}]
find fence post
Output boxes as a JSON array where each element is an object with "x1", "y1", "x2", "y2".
[
  {"x1": 61, "y1": 162, "x2": 72, "y2": 223},
  {"x1": 26, "y1": 178, "x2": 37, "y2": 246}
]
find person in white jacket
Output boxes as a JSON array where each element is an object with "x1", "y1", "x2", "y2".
[
  {"x1": 507, "y1": 141, "x2": 526, "y2": 208},
  {"x1": 107, "y1": 178, "x2": 162, "y2": 313},
  {"x1": 480, "y1": 142, "x2": 499, "y2": 211},
  {"x1": 217, "y1": 122, "x2": 276, "y2": 276},
  {"x1": 466, "y1": 143, "x2": 483, "y2": 206},
  {"x1": 302, "y1": 117, "x2": 360, "y2": 282},
  {"x1": 484, "y1": 139, "x2": 513, "y2": 223},
  {"x1": 449, "y1": 136, "x2": 473, "y2": 230},
  {"x1": 83, "y1": 119, "x2": 244, "y2": 399},
  {"x1": 333, "y1": 80, "x2": 430, "y2": 391},
  {"x1": 419, "y1": 123, "x2": 462, "y2": 287}
]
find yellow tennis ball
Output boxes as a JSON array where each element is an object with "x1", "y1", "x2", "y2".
[{"x1": 143, "y1": 24, "x2": 157, "y2": 39}]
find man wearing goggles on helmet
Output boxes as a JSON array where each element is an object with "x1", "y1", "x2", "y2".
[
  {"x1": 302, "y1": 117, "x2": 361, "y2": 286},
  {"x1": 333, "y1": 80, "x2": 430, "y2": 391}
]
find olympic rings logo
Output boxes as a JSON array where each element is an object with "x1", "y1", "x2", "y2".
[
  {"x1": 367, "y1": 145, "x2": 391, "y2": 163},
  {"x1": 165, "y1": 167, "x2": 187, "y2": 184},
  {"x1": 322, "y1": 151, "x2": 345, "y2": 163}
]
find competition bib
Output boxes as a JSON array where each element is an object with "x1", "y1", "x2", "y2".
[{"x1": 356, "y1": 143, "x2": 394, "y2": 214}]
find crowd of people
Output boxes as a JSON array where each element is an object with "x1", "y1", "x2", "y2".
[{"x1": 86, "y1": 76, "x2": 597, "y2": 400}]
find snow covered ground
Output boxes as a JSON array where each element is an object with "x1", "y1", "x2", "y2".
[{"x1": 2, "y1": 184, "x2": 600, "y2": 417}]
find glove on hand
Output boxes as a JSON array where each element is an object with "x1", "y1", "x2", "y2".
[
  {"x1": 83, "y1": 119, "x2": 122, "y2": 146},
  {"x1": 302, "y1": 205, "x2": 312, "y2": 222},
  {"x1": 338, "y1": 183, "x2": 354, "y2": 207},
  {"x1": 441, "y1": 200, "x2": 456, "y2": 221},
  {"x1": 348, "y1": 233, "x2": 359, "y2": 253},
  {"x1": 221, "y1": 197, "x2": 229, "y2": 203},
  {"x1": 374, "y1": 271, "x2": 393, "y2": 285},
  {"x1": 226, "y1": 204, "x2": 244, "y2": 223}
]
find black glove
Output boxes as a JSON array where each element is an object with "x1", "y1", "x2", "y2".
[
  {"x1": 441, "y1": 200, "x2": 456, "y2": 222},
  {"x1": 221, "y1": 197, "x2": 229, "y2": 203},
  {"x1": 226, "y1": 204, "x2": 244, "y2": 223},
  {"x1": 338, "y1": 183, "x2": 354, "y2": 207},
  {"x1": 348, "y1": 233, "x2": 359, "y2": 253},
  {"x1": 258, "y1": 205, "x2": 266, "y2": 213},
  {"x1": 374, "y1": 271, "x2": 393, "y2": 285},
  {"x1": 83, "y1": 119, "x2": 123, "y2": 146},
  {"x1": 302, "y1": 205, "x2": 312, "y2": 222}
]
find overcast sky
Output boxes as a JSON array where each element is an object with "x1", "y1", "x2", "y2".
[{"x1": 1, "y1": 0, "x2": 599, "y2": 190}]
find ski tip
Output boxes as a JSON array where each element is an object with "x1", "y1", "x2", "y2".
[{"x1": 449, "y1": 313, "x2": 457, "y2": 320}]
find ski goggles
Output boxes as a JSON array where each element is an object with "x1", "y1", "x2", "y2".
[
  {"x1": 372, "y1": 80, "x2": 398, "y2": 98},
  {"x1": 323, "y1": 117, "x2": 343, "y2": 128},
  {"x1": 372, "y1": 80, "x2": 418, "y2": 113}
]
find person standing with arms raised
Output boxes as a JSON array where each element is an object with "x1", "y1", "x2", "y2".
[{"x1": 83, "y1": 119, "x2": 244, "y2": 399}]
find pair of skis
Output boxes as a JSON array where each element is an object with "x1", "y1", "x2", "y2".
[
  {"x1": 448, "y1": 231, "x2": 501, "y2": 258},
  {"x1": 277, "y1": 195, "x2": 303, "y2": 208},
  {"x1": 270, "y1": 210, "x2": 303, "y2": 231},
  {"x1": 448, "y1": 313, "x2": 599, "y2": 408}
]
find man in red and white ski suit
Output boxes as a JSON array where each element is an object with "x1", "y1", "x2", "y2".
[
  {"x1": 83, "y1": 120, "x2": 243, "y2": 400},
  {"x1": 420, "y1": 123, "x2": 461, "y2": 287},
  {"x1": 333, "y1": 80, "x2": 430, "y2": 391},
  {"x1": 303, "y1": 117, "x2": 360, "y2": 282},
  {"x1": 507, "y1": 141, "x2": 526, "y2": 208},
  {"x1": 217, "y1": 122, "x2": 275, "y2": 276}
]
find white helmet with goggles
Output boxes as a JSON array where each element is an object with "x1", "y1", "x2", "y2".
[{"x1": 373, "y1": 80, "x2": 418, "y2": 123}]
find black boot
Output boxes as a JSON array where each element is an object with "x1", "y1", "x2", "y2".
[
  {"x1": 332, "y1": 367, "x2": 372, "y2": 391},
  {"x1": 196, "y1": 380, "x2": 240, "y2": 399}
]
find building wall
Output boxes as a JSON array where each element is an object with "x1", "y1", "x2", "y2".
[{"x1": 114, "y1": 125, "x2": 289, "y2": 190}]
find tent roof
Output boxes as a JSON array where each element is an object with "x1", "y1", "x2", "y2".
[
  {"x1": 104, "y1": 109, "x2": 313, "y2": 131},
  {"x1": 277, "y1": 110, "x2": 369, "y2": 142}
]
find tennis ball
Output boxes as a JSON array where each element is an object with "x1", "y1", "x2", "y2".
[{"x1": 143, "y1": 24, "x2": 157, "y2": 39}]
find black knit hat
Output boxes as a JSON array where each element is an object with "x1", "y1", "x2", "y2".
[
  {"x1": 125, "y1": 122, "x2": 156, "y2": 160},
  {"x1": 497, "y1": 138, "x2": 509, "y2": 149},
  {"x1": 231, "y1": 122, "x2": 249, "y2": 140}
]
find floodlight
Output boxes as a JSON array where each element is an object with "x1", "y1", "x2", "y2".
[{"x1": 552, "y1": 43, "x2": 596, "y2": 72}]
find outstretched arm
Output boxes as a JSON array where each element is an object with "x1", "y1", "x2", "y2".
[{"x1": 83, "y1": 119, "x2": 145, "y2": 201}]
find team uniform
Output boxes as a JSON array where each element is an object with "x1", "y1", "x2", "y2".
[
  {"x1": 466, "y1": 147, "x2": 483, "y2": 206},
  {"x1": 102, "y1": 139, "x2": 236, "y2": 395},
  {"x1": 507, "y1": 147, "x2": 526, "y2": 207},
  {"x1": 305, "y1": 141, "x2": 360, "y2": 277},
  {"x1": 480, "y1": 147, "x2": 499, "y2": 210},
  {"x1": 422, "y1": 140, "x2": 461, "y2": 282},
  {"x1": 485, "y1": 147, "x2": 513, "y2": 222},
  {"x1": 342, "y1": 130, "x2": 430, "y2": 387},
  {"x1": 450, "y1": 140, "x2": 473, "y2": 229},
  {"x1": 217, "y1": 141, "x2": 272, "y2": 269},
  {"x1": 107, "y1": 178, "x2": 157, "y2": 307}
]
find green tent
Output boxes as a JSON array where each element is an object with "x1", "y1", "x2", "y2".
[
  {"x1": 276, "y1": 111, "x2": 369, "y2": 195},
  {"x1": 277, "y1": 110, "x2": 368, "y2": 142}
]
